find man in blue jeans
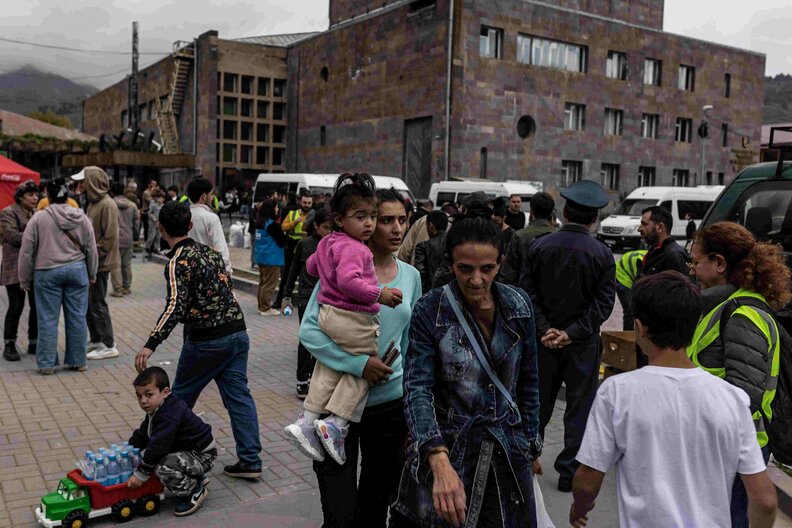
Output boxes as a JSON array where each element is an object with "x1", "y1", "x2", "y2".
[{"x1": 135, "y1": 200, "x2": 263, "y2": 478}]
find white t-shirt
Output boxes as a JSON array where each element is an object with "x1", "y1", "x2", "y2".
[{"x1": 576, "y1": 366, "x2": 766, "y2": 528}]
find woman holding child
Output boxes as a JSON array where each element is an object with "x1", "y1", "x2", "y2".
[{"x1": 296, "y1": 179, "x2": 422, "y2": 527}]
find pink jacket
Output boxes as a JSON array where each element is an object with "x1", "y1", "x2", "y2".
[{"x1": 306, "y1": 231, "x2": 380, "y2": 314}]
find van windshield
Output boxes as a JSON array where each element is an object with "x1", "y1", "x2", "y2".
[{"x1": 615, "y1": 199, "x2": 657, "y2": 216}]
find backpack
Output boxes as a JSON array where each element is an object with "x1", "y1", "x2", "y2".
[{"x1": 719, "y1": 297, "x2": 792, "y2": 464}]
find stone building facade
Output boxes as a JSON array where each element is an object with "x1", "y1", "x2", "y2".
[
  {"x1": 290, "y1": 0, "x2": 764, "y2": 199},
  {"x1": 82, "y1": 30, "x2": 299, "y2": 190}
]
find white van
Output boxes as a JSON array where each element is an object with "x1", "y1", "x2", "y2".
[
  {"x1": 428, "y1": 180, "x2": 544, "y2": 212},
  {"x1": 253, "y1": 173, "x2": 415, "y2": 203},
  {"x1": 598, "y1": 186, "x2": 724, "y2": 250}
]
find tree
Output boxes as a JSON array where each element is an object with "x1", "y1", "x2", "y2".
[{"x1": 27, "y1": 109, "x2": 73, "y2": 129}]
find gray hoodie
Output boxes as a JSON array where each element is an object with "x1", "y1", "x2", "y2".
[
  {"x1": 18, "y1": 204, "x2": 99, "y2": 289},
  {"x1": 114, "y1": 195, "x2": 140, "y2": 249}
]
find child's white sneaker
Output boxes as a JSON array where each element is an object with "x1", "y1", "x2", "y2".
[
  {"x1": 284, "y1": 413, "x2": 325, "y2": 462},
  {"x1": 314, "y1": 416, "x2": 348, "y2": 465}
]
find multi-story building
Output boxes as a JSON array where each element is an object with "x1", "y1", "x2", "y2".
[
  {"x1": 82, "y1": 30, "x2": 314, "y2": 189},
  {"x1": 290, "y1": 0, "x2": 765, "y2": 198}
]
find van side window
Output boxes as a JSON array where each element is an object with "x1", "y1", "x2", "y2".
[
  {"x1": 677, "y1": 200, "x2": 712, "y2": 220},
  {"x1": 437, "y1": 192, "x2": 456, "y2": 206},
  {"x1": 660, "y1": 201, "x2": 672, "y2": 212}
]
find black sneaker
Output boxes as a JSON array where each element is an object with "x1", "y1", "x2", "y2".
[
  {"x1": 223, "y1": 462, "x2": 262, "y2": 479},
  {"x1": 173, "y1": 479, "x2": 207, "y2": 517},
  {"x1": 296, "y1": 381, "x2": 309, "y2": 400},
  {"x1": 3, "y1": 342, "x2": 20, "y2": 362}
]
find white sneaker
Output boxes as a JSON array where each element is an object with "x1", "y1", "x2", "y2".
[
  {"x1": 283, "y1": 414, "x2": 325, "y2": 462},
  {"x1": 259, "y1": 309, "x2": 280, "y2": 316},
  {"x1": 87, "y1": 344, "x2": 119, "y2": 360},
  {"x1": 87, "y1": 342, "x2": 104, "y2": 352}
]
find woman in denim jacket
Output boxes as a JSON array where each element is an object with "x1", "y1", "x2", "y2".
[{"x1": 391, "y1": 217, "x2": 542, "y2": 528}]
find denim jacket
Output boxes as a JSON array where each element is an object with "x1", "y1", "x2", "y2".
[{"x1": 392, "y1": 281, "x2": 541, "y2": 527}]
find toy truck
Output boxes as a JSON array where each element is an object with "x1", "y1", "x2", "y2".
[{"x1": 35, "y1": 469, "x2": 164, "y2": 527}]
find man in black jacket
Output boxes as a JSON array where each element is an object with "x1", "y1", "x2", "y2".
[
  {"x1": 500, "y1": 192, "x2": 557, "y2": 285},
  {"x1": 637, "y1": 205, "x2": 690, "y2": 277},
  {"x1": 519, "y1": 180, "x2": 616, "y2": 493},
  {"x1": 414, "y1": 210, "x2": 448, "y2": 293}
]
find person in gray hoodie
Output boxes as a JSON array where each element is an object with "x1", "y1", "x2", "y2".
[
  {"x1": 18, "y1": 178, "x2": 98, "y2": 375},
  {"x1": 84, "y1": 166, "x2": 120, "y2": 360},
  {"x1": 110, "y1": 182, "x2": 140, "y2": 297}
]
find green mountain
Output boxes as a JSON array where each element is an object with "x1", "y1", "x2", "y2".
[{"x1": 764, "y1": 74, "x2": 792, "y2": 124}]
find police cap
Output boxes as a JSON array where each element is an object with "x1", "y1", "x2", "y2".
[{"x1": 560, "y1": 180, "x2": 609, "y2": 209}]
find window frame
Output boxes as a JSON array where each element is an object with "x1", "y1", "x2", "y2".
[
  {"x1": 564, "y1": 103, "x2": 586, "y2": 131},
  {"x1": 601, "y1": 163, "x2": 620, "y2": 190},
  {"x1": 643, "y1": 58, "x2": 662, "y2": 86},
  {"x1": 675, "y1": 117, "x2": 693, "y2": 143},
  {"x1": 604, "y1": 108, "x2": 624, "y2": 136},
  {"x1": 638, "y1": 166, "x2": 656, "y2": 187},
  {"x1": 480, "y1": 25, "x2": 504, "y2": 59},
  {"x1": 561, "y1": 160, "x2": 583, "y2": 186},
  {"x1": 517, "y1": 34, "x2": 587, "y2": 73},
  {"x1": 641, "y1": 113, "x2": 659, "y2": 139},
  {"x1": 678, "y1": 64, "x2": 696, "y2": 91},
  {"x1": 606, "y1": 51, "x2": 628, "y2": 80}
]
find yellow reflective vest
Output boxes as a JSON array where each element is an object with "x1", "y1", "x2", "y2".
[
  {"x1": 615, "y1": 250, "x2": 647, "y2": 289},
  {"x1": 688, "y1": 288, "x2": 780, "y2": 447},
  {"x1": 285, "y1": 209, "x2": 305, "y2": 240}
]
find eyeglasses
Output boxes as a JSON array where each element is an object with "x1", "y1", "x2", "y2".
[{"x1": 687, "y1": 253, "x2": 715, "y2": 270}]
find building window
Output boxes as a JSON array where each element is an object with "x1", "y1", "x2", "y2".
[
  {"x1": 718, "y1": 172, "x2": 725, "y2": 185},
  {"x1": 601, "y1": 163, "x2": 620, "y2": 190},
  {"x1": 273, "y1": 79, "x2": 286, "y2": 97},
  {"x1": 672, "y1": 169, "x2": 690, "y2": 187},
  {"x1": 320, "y1": 126, "x2": 327, "y2": 146},
  {"x1": 257, "y1": 101, "x2": 269, "y2": 119},
  {"x1": 564, "y1": 103, "x2": 585, "y2": 131},
  {"x1": 561, "y1": 160, "x2": 583, "y2": 186},
  {"x1": 606, "y1": 51, "x2": 627, "y2": 80},
  {"x1": 222, "y1": 144, "x2": 236, "y2": 163},
  {"x1": 273, "y1": 103, "x2": 286, "y2": 121},
  {"x1": 706, "y1": 171, "x2": 713, "y2": 185},
  {"x1": 240, "y1": 99, "x2": 253, "y2": 118},
  {"x1": 272, "y1": 148, "x2": 284, "y2": 166},
  {"x1": 675, "y1": 118, "x2": 693, "y2": 142},
  {"x1": 241, "y1": 145, "x2": 253, "y2": 164},
  {"x1": 638, "y1": 166, "x2": 656, "y2": 187},
  {"x1": 223, "y1": 73, "x2": 238, "y2": 93},
  {"x1": 257, "y1": 146, "x2": 269, "y2": 165},
  {"x1": 241, "y1": 75, "x2": 254, "y2": 94},
  {"x1": 724, "y1": 73, "x2": 731, "y2": 98},
  {"x1": 241, "y1": 122, "x2": 253, "y2": 141},
  {"x1": 517, "y1": 34, "x2": 587, "y2": 73},
  {"x1": 643, "y1": 58, "x2": 662, "y2": 86},
  {"x1": 721, "y1": 123, "x2": 729, "y2": 147},
  {"x1": 640, "y1": 113, "x2": 659, "y2": 139},
  {"x1": 517, "y1": 115, "x2": 536, "y2": 138},
  {"x1": 678, "y1": 64, "x2": 695, "y2": 91},
  {"x1": 480, "y1": 26, "x2": 503, "y2": 59},
  {"x1": 273, "y1": 125, "x2": 285, "y2": 144},
  {"x1": 480, "y1": 147, "x2": 488, "y2": 179},
  {"x1": 223, "y1": 121, "x2": 237, "y2": 140},
  {"x1": 257, "y1": 124, "x2": 269, "y2": 142},
  {"x1": 258, "y1": 78, "x2": 270, "y2": 96},
  {"x1": 121, "y1": 110, "x2": 128, "y2": 128},
  {"x1": 604, "y1": 108, "x2": 623, "y2": 136},
  {"x1": 223, "y1": 97, "x2": 237, "y2": 116}
]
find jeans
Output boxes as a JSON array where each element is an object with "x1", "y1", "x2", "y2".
[
  {"x1": 34, "y1": 261, "x2": 89, "y2": 369},
  {"x1": 313, "y1": 398, "x2": 407, "y2": 528},
  {"x1": 4, "y1": 283, "x2": 37, "y2": 342},
  {"x1": 730, "y1": 445, "x2": 771, "y2": 527},
  {"x1": 111, "y1": 247, "x2": 133, "y2": 291},
  {"x1": 171, "y1": 330, "x2": 262, "y2": 469},
  {"x1": 615, "y1": 283, "x2": 633, "y2": 331},
  {"x1": 87, "y1": 271, "x2": 114, "y2": 347}
]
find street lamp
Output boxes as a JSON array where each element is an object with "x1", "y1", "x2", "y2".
[{"x1": 699, "y1": 105, "x2": 714, "y2": 185}]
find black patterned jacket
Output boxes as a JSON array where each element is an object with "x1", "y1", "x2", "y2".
[{"x1": 145, "y1": 238, "x2": 245, "y2": 351}]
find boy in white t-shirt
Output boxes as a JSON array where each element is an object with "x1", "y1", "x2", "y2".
[{"x1": 570, "y1": 271, "x2": 777, "y2": 528}]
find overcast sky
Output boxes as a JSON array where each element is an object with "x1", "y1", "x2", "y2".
[{"x1": 1, "y1": 0, "x2": 790, "y2": 89}]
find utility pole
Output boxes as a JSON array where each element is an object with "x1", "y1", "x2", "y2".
[{"x1": 129, "y1": 21, "x2": 139, "y2": 132}]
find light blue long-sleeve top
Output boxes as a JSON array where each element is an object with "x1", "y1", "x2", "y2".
[{"x1": 298, "y1": 258, "x2": 422, "y2": 407}]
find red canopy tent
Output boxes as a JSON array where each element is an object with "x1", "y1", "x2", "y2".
[{"x1": 0, "y1": 155, "x2": 40, "y2": 210}]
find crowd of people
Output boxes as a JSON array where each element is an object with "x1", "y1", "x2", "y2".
[{"x1": 0, "y1": 168, "x2": 788, "y2": 527}]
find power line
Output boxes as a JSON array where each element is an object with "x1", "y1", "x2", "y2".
[{"x1": 0, "y1": 36, "x2": 168, "y2": 56}]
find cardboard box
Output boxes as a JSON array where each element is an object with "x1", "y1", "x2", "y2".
[{"x1": 601, "y1": 330, "x2": 638, "y2": 372}]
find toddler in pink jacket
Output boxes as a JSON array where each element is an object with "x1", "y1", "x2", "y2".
[{"x1": 284, "y1": 173, "x2": 402, "y2": 465}]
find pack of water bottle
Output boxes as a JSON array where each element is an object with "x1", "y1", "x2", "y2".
[{"x1": 78, "y1": 442, "x2": 141, "y2": 487}]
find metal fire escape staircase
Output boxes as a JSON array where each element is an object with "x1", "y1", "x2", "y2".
[{"x1": 155, "y1": 41, "x2": 194, "y2": 154}]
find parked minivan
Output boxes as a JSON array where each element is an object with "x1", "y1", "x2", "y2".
[
  {"x1": 428, "y1": 180, "x2": 543, "y2": 211},
  {"x1": 253, "y1": 173, "x2": 415, "y2": 203},
  {"x1": 598, "y1": 186, "x2": 724, "y2": 250}
]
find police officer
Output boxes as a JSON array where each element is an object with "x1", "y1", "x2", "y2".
[{"x1": 518, "y1": 179, "x2": 616, "y2": 493}]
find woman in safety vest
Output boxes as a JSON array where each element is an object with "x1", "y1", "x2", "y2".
[{"x1": 687, "y1": 221, "x2": 790, "y2": 528}]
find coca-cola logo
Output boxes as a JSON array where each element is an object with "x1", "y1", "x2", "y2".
[{"x1": 0, "y1": 174, "x2": 21, "y2": 182}]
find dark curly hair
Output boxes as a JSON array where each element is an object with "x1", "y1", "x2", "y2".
[
  {"x1": 694, "y1": 222, "x2": 791, "y2": 309},
  {"x1": 330, "y1": 172, "x2": 377, "y2": 217}
]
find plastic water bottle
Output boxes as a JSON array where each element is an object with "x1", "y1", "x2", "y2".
[
  {"x1": 131, "y1": 447, "x2": 141, "y2": 469},
  {"x1": 283, "y1": 306, "x2": 293, "y2": 316},
  {"x1": 83, "y1": 451, "x2": 95, "y2": 480},
  {"x1": 94, "y1": 455, "x2": 108, "y2": 486},
  {"x1": 119, "y1": 451, "x2": 133, "y2": 483},
  {"x1": 106, "y1": 454, "x2": 120, "y2": 486}
]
